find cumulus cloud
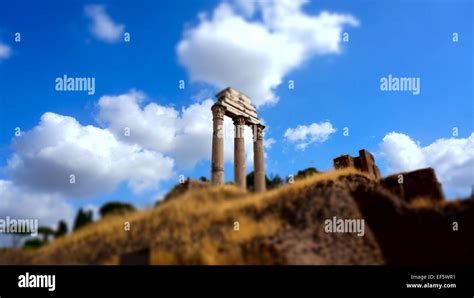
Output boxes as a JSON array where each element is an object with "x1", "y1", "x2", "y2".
[
  {"x1": 0, "y1": 90, "x2": 277, "y2": 243},
  {"x1": 97, "y1": 91, "x2": 268, "y2": 169},
  {"x1": 0, "y1": 43, "x2": 12, "y2": 60},
  {"x1": 264, "y1": 138, "x2": 276, "y2": 149},
  {"x1": 0, "y1": 180, "x2": 75, "y2": 247},
  {"x1": 6, "y1": 111, "x2": 175, "y2": 197},
  {"x1": 177, "y1": 0, "x2": 359, "y2": 106},
  {"x1": 85, "y1": 4, "x2": 124, "y2": 43},
  {"x1": 3, "y1": 89, "x2": 270, "y2": 203},
  {"x1": 284, "y1": 121, "x2": 336, "y2": 150},
  {"x1": 97, "y1": 91, "x2": 181, "y2": 153},
  {"x1": 0, "y1": 180, "x2": 75, "y2": 227},
  {"x1": 380, "y1": 132, "x2": 474, "y2": 195}
]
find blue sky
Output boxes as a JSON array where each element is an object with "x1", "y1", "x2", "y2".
[{"x1": 0, "y1": 0, "x2": 473, "y2": 232}]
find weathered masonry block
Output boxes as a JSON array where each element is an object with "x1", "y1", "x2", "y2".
[{"x1": 333, "y1": 149, "x2": 381, "y2": 180}]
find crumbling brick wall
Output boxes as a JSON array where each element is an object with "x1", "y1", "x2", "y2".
[
  {"x1": 334, "y1": 155, "x2": 355, "y2": 169},
  {"x1": 333, "y1": 149, "x2": 381, "y2": 180},
  {"x1": 380, "y1": 167, "x2": 444, "y2": 202}
]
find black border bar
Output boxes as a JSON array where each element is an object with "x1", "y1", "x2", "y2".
[{"x1": 0, "y1": 266, "x2": 473, "y2": 297}]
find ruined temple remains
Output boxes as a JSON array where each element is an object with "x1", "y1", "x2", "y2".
[
  {"x1": 333, "y1": 149, "x2": 381, "y2": 180},
  {"x1": 380, "y1": 167, "x2": 444, "y2": 202},
  {"x1": 211, "y1": 87, "x2": 266, "y2": 192}
]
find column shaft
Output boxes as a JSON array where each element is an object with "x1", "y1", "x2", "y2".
[
  {"x1": 211, "y1": 105, "x2": 225, "y2": 184},
  {"x1": 253, "y1": 124, "x2": 266, "y2": 192},
  {"x1": 234, "y1": 117, "x2": 246, "y2": 189}
]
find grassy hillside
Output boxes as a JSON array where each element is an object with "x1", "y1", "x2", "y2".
[
  {"x1": 0, "y1": 169, "x2": 383, "y2": 265},
  {"x1": 1, "y1": 168, "x2": 472, "y2": 265}
]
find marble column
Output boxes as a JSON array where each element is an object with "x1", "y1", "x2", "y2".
[
  {"x1": 233, "y1": 116, "x2": 246, "y2": 189},
  {"x1": 253, "y1": 124, "x2": 266, "y2": 192},
  {"x1": 211, "y1": 104, "x2": 225, "y2": 184}
]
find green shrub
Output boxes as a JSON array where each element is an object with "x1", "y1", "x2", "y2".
[
  {"x1": 99, "y1": 202, "x2": 135, "y2": 217},
  {"x1": 23, "y1": 238, "x2": 44, "y2": 250}
]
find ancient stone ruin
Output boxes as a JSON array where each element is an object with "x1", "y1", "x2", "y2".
[
  {"x1": 333, "y1": 149, "x2": 381, "y2": 180},
  {"x1": 380, "y1": 167, "x2": 445, "y2": 202},
  {"x1": 211, "y1": 87, "x2": 266, "y2": 192}
]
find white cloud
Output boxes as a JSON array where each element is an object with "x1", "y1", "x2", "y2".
[
  {"x1": 97, "y1": 91, "x2": 271, "y2": 170},
  {"x1": 284, "y1": 121, "x2": 336, "y2": 150},
  {"x1": 264, "y1": 138, "x2": 276, "y2": 149},
  {"x1": 85, "y1": 5, "x2": 124, "y2": 43},
  {"x1": 191, "y1": 88, "x2": 216, "y2": 102},
  {"x1": 6, "y1": 111, "x2": 175, "y2": 197},
  {"x1": 97, "y1": 91, "x2": 214, "y2": 169},
  {"x1": 0, "y1": 43, "x2": 12, "y2": 60},
  {"x1": 379, "y1": 132, "x2": 474, "y2": 195},
  {"x1": 0, "y1": 179, "x2": 75, "y2": 247},
  {"x1": 0, "y1": 89, "x2": 277, "y2": 245},
  {"x1": 3, "y1": 89, "x2": 268, "y2": 203},
  {"x1": 235, "y1": 0, "x2": 257, "y2": 17},
  {"x1": 379, "y1": 132, "x2": 426, "y2": 171},
  {"x1": 97, "y1": 91, "x2": 180, "y2": 153},
  {"x1": 0, "y1": 180, "x2": 75, "y2": 227},
  {"x1": 177, "y1": 0, "x2": 358, "y2": 106}
]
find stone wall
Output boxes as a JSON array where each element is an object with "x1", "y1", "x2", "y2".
[
  {"x1": 333, "y1": 149, "x2": 381, "y2": 180},
  {"x1": 380, "y1": 167, "x2": 444, "y2": 202}
]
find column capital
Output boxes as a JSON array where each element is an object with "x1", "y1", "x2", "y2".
[
  {"x1": 254, "y1": 124, "x2": 265, "y2": 140},
  {"x1": 233, "y1": 116, "x2": 246, "y2": 126},
  {"x1": 211, "y1": 104, "x2": 226, "y2": 120}
]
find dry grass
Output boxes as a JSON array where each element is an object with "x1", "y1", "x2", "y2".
[
  {"x1": 409, "y1": 197, "x2": 435, "y2": 209},
  {"x1": 1, "y1": 168, "x2": 368, "y2": 265},
  {"x1": 409, "y1": 196, "x2": 465, "y2": 211}
]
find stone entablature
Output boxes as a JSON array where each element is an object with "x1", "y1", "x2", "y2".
[{"x1": 216, "y1": 87, "x2": 261, "y2": 125}]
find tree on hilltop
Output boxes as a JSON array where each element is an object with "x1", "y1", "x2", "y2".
[
  {"x1": 73, "y1": 208, "x2": 94, "y2": 231},
  {"x1": 295, "y1": 167, "x2": 319, "y2": 180},
  {"x1": 246, "y1": 171, "x2": 283, "y2": 191},
  {"x1": 99, "y1": 201, "x2": 136, "y2": 217},
  {"x1": 54, "y1": 220, "x2": 68, "y2": 238}
]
